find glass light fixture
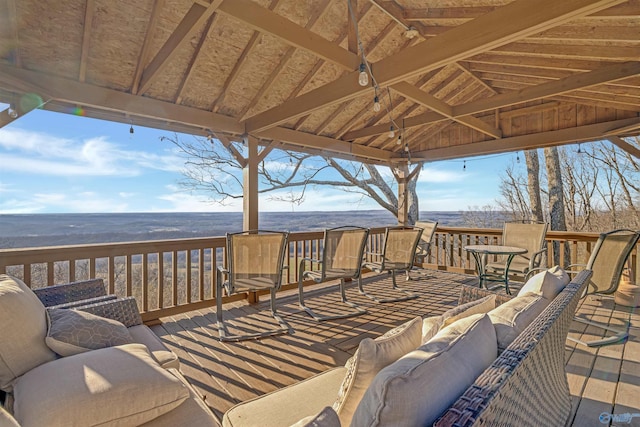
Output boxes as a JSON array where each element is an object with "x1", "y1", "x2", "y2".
[
  {"x1": 373, "y1": 95, "x2": 381, "y2": 112},
  {"x1": 396, "y1": 134, "x2": 402, "y2": 145},
  {"x1": 358, "y1": 63, "x2": 368, "y2": 87},
  {"x1": 404, "y1": 143, "x2": 409, "y2": 152},
  {"x1": 388, "y1": 125, "x2": 395, "y2": 138},
  {"x1": 7, "y1": 105, "x2": 18, "y2": 119}
]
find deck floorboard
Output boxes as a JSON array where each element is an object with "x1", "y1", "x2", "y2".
[{"x1": 151, "y1": 270, "x2": 639, "y2": 425}]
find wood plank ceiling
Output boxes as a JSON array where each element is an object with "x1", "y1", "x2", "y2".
[{"x1": 0, "y1": 0, "x2": 638, "y2": 165}]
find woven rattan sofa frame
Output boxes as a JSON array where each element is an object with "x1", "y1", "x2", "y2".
[{"x1": 435, "y1": 269, "x2": 592, "y2": 427}]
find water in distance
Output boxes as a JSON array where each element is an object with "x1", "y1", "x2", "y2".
[{"x1": 0, "y1": 211, "x2": 468, "y2": 248}]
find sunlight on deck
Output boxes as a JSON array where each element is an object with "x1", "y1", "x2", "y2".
[{"x1": 150, "y1": 270, "x2": 639, "y2": 425}]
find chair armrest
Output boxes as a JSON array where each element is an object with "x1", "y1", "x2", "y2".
[
  {"x1": 74, "y1": 296, "x2": 143, "y2": 327},
  {"x1": 34, "y1": 278, "x2": 107, "y2": 307},
  {"x1": 458, "y1": 284, "x2": 514, "y2": 307}
]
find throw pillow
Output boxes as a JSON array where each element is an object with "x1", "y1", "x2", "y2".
[
  {"x1": 290, "y1": 407, "x2": 341, "y2": 427},
  {"x1": 0, "y1": 406, "x2": 20, "y2": 427},
  {"x1": 13, "y1": 343, "x2": 189, "y2": 427},
  {"x1": 45, "y1": 307, "x2": 134, "y2": 356},
  {"x1": 442, "y1": 294, "x2": 496, "y2": 326},
  {"x1": 332, "y1": 316, "x2": 422, "y2": 426},
  {"x1": 488, "y1": 292, "x2": 550, "y2": 352},
  {"x1": 517, "y1": 266, "x2": 569, "y2": 300},
  {"x1": 351, "y1": 314, "x2": 497, "y2": 427},
  {"x1": 0, "y1": 274, "x2": 56, "y2": 392},
  {"x1": 421, "y1": 315, "x2": 443, "y2": 344}
]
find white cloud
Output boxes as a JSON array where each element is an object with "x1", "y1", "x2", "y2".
[
  {"x1": 417, "y1": 167, "x2": 464, "y2": 183},
  {"x1": 0, "y1": 128, "x2": 183, "y2": 177}
]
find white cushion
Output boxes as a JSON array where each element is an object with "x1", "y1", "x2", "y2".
[
  {"x1": 517, "y1": 266, "x2": 569, "y2": 300},
  {"x1": 45, "y1": 308, "x2": 133, "y2": 356},
  {"x1": 351, "y1": 314, "x2": 497, "y2": 427},
  {"x1": 0, "y1": 275, "x2": 56, "y2": 391},
  {"x1": 128, "y1": 324, "x2": 180, "y2": 369},
  {"x1": 0, "y1": 407, "x2": 20, "y2": 427},
  {"x1": 421, "y1": 315, "x2": 443, "y2": 344},
  {"x1": 488, "y1": 292, "x2": 550, "y2": 352},
  {"x1": 333, "y1": 316, "x2": 422, "y2": 425},
  {"x1": 441, "y1": 294, "x2": 496, "y2": 327},
  {"x1": 13, "y1": 343, "x2": 189, "y2": 427},
  {"x1": 289, "y1": 407, "x2": 341, "y2": 427}
]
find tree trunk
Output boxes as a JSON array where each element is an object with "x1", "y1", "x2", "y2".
[
  {"x1": 525, "y1": 149, "x2": 543, "y2": 222},
  {"x1": 544, "y1": 146, "x2": 568, "y2": 265}
]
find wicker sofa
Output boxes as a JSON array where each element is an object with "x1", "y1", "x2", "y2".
[
  {"x1": 223, "y1": 269, "x2": 592, "y2": 427},
  {"x1": 0, "y1": 274, "x2": 221, "y2": 427}
]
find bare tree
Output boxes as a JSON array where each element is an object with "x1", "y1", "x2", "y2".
[
  {"x1": 165, "y1": 134, "x2": 423, "y2": 224},
  {"x1": 525, "y1": 150, "x2": 543, "y2": 222}
]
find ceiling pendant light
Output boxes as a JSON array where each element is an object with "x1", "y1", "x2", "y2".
[
  {"x1": 373, "y1": 95, "x2": 381, "y2": 112},
  {"x1": 388, "y1": 125, "x2": 395, "y2": 139},
  {"x1": 358, "y1": 63, "x2": 368, "y2": 87}
]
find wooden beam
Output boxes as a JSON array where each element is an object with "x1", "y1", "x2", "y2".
[
  {"x1": 415, "y1": 117, "x2": 640, "y2": 161},
  {"x1": 138, "y1": 1, "x2": 222, "y2": 95},
  {"x1": 217, "y1": 134, "x2": 247, "y2": 167},
  {"x1": 78, "y1": 0, "x2": 95, "y2": 82},
  {"x1": 244, "y1": 0, "x2": 626, "y2": 133},
  {"x1": 217, "y1": 0, "x2": 359, "y2": 70},
  {"x1": 608, "y1": 136, "x2": 640, "y2": 159},
  {"x1": 4, "y1": 0, "x2": 20, "y2": 67},
  {"x1": 243, "y1": 135, "x2": 259, "y2": 231},
  {"x1": 498, "y1": 101, "x2": 561, "y2": 119},
  {"x1": 132, "y1": 0, "x2": 164, "y2": 95},
  {"x1": 0, "y1": 64, "x2": 244, "y2": 134},
  {"x1": 392, "y1": 82, "x2": 502, "y2": 138},
  {"x1": 604, "y1": 122, "x2": 640, "y2": 136},
  {"x1": 255, "y1": 127, "x2": 392, "y2": 162}
]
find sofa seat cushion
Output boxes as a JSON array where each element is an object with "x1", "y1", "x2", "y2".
[
  {"x1": 518, "y1": 266, "x2": 569, "y2": 300},
  {"x1": 0, "y1": 407, "x2": 19, "y2": 427},
  {"x1": 45, "y1": 307, "x2": 133, "y2": 356},
  {"x1": 13, "y1": 343, "x2": 189, "y2": 427},
  {"x1": 488, "y1": 292, "x2": 550, "y2": 352},
  {"x1": 140, "y1": 368, "x2": 221, "y2": 427},
  {"x1": 333, "y1": 316, "x2": 422, "y2": 425},
  {"x1": 0, "y1": 275, "x2": 56, "y2": 391},
  {"x1": 223, "y1": 367, "x2": 347, "y2": 427},
  {"x1": 128, "y1": 324, "x2": 180, "y2": 369},
  {"x1": 351, "y1": 314, "x2": 497, "y2": 427}
]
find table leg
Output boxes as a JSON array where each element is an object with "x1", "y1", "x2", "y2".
[
  {"x1": 469, "y1": 252, "x2": 486, "y2": 288},
  {"x1": 503, "y1": 253, "x2": 517, "y2": 295}
]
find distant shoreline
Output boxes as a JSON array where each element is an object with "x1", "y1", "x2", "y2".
[{"x1": 0, "y1": 211, "x2": 471, "y2": 248}]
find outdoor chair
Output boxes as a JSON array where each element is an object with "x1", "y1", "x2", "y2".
[
  {"x1": 360, "y1": 226, "x2": 423, "y2": 303},
  {"x1": 409, "y1": 220, "x2": 438, "y2": 278},
  {"x1": 216, "y1": 230, "x2": 291, "y2": 341},
  {"x1": 485, "y1": 221, "x2": 548, "y2": 283},
  {"x1": 298, "y1": 226, "x2": 369, "y2": 321},
  {"x1": 564, "y1": 228, "x2": 639, "y2": 347}
]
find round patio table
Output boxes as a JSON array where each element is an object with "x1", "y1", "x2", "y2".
[{"x1": 464, "y1": 244, "x2": 527, "y2": 295}]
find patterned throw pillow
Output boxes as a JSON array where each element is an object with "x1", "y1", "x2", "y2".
[
  {"x1": 45, "y1": 308, "x2": 133, "y2": 356},
  {"x1": 332, "y1": 316, "x2": 422, "y2": 426}
]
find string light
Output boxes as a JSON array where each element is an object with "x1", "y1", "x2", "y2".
[
  {"x1": 129, "y1": 125, "x2": 134, "y2": 134},
  {"x1": 577, "y1": 143, "x2": 582, "y2": 154},
  {"x1": 463, "y1": 160, "x2": 466, "y2": 171},
  {"x1": 7, "y1": 105, "x2": 18, "y2": 119},
  {"x1": 373, "y1": 95, "x2": 381, "y2": 112},
  {"x1": 396, "y1": 134, "x2": 402, "y2": 145},
  {"x1": 516, "y1": 152, "x2": 520, "y2": 163},
  {"x1": 358, "y1": 63, "x2": 368, "y2": 86},
  {"x1": 389, "y1": 125, "x2": 395, "y2": 139}
]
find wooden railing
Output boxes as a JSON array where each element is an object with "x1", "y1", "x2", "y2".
[{"x1": 1, "y1": 227, "x2": 637, "y2": 323}]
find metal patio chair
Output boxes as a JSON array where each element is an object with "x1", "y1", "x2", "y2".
[
  {"x1": 485, "y1": 221, "x2": 548, "y2": 282},
  {"x1": 566, "y1": 228, "x2": 639, "y2": 347},
  {"x1": 298, "y1": 226, "x2": 369, "y2": 321},
  {"x1": 361, "y1": 226, "x2": 423, "y2": 303},
  {"x1": 216, "y1": 230, "x2": 291, "y2": 341},
  {"x1": 409, "y1": 220, "x2": 438, "y2": 279}
]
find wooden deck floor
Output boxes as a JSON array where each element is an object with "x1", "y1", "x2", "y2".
[{"x1": 150, "y1": 270, "x2": 640, "y2": 426}]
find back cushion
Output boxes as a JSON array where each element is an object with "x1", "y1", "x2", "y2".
[
  {"x1": 0, "y1": 275, "x2": 56, "y2": 391},
  {"x1": 351, "y1": 314, "x2": 497, "y2": 427},
  {"x1": 488, "y1": 292, "x2": 550, "y2": 352},
  {"x1": 517, "y1": 266, "x2": 569, "y2": 300}
]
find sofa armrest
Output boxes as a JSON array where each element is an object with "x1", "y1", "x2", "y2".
[
  {"x1": 458, "y1": 284, "x2": 513, "y2": 307},
  {"x1": 34, "y1": 278, "x2": 107, "y2": 307},
  {"x1": 50, "y1": 294, "x2": 118, "y2": 309},
  {"x1": 75, "y1": 296, "x2": 143, "y2": 327}
]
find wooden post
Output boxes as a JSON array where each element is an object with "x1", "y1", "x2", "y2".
[
  {"x1": 243, "y1": 135, "x2": 259, "y2": 232},
  {"x1": 396, "y1": 163, "x2": 409, "y2": 226}
]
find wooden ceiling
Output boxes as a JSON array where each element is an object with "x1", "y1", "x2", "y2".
[{"x1": 0, "y1": 0, "x2": 639, "y2": 165}]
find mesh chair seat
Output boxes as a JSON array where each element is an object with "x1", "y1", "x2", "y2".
[
  {"x1": 485, "y1": 222, "x2": 548, "y2": 281},
  {"x1": 298, "y1": 226, "x2": 369, "y2": 321},
  {"x1": 216, "y1": 230, "x2": 291, "y2": 341},
  {"x1": 361, "y1": 226, "x2": 423, "y2": 303}
]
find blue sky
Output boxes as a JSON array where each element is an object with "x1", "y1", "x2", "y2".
[{"x1": 0, "y1": 103, "x2": 515, "y2": 214}]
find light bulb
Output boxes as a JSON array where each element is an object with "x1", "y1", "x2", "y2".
[
  {"x1": 7, "y1": 107, "x2": 18, "y2": 119},
  {"x1": 373, "y1": 96, "x2": 381, "y2": 112},
  {"x1": 404, "y1": 144, "x2": 409, "y2": 152},
  {"x1": 388, "y1": 126, "x2": 395, "y2": 139},
  {"x1": 396, "y1": 134, "x2": 402, "y2": 145},
  {"x1": 129, "y1": 125, "x2": 134, "y2": 134},
  {"x1": 358, "y1": 63, "x2": 368, "y2": 87}
]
